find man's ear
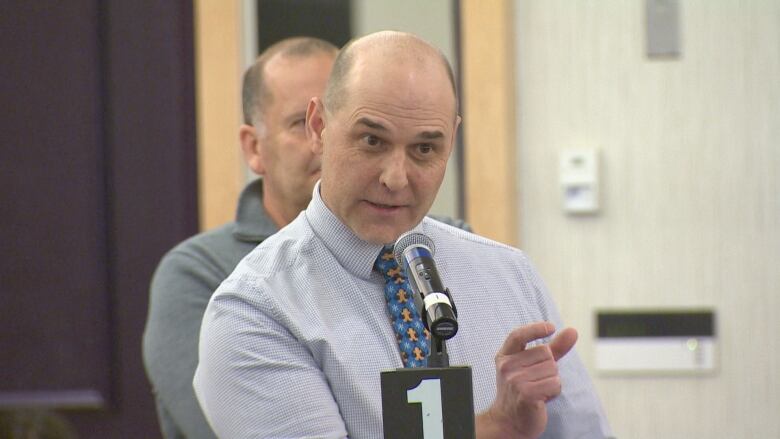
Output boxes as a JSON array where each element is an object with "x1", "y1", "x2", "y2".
[
  {"x1": 306, "y1": 97, "x2": 326, "y2": 155},
  {"x1": 239, "y1": 123, "x2": 265, "y2": 175}
]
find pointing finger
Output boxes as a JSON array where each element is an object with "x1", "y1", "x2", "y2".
[
  {"x1": 550, "y1": 327, "x2": 578, "y2": 361},
  {"x1": 499, "y1": 322, "x2": 556, "y2": 356}
]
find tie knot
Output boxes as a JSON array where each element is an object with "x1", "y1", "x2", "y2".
[
  {"x1": 375, "y1": 245, "x2": 406, "y2": 283},
  {"x1": 374, "y1": 244, "x2": 396, "y2": 270}
]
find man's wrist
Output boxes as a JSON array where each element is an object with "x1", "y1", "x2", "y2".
[{"x1": 475, "y1": 406, "x2": 534, "y2": 439}]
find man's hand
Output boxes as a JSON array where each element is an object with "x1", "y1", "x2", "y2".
[{"x1": 477, "y1": 322, "x2": 578, "y2": 439}]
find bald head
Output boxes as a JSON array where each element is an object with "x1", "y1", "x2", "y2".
[{"x1": 323, "y1": 31, "x2": 458, "y2": 117}]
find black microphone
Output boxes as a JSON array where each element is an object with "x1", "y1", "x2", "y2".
[{"x1": 393, "y1": 231, "x2": 458, "y2": 340}]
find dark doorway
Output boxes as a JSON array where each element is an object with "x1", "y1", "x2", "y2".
[{"x1": 257, "y1": 0, "x2": 352, "y2": 51}]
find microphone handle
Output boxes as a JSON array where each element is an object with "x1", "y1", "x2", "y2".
[
  {"x1": 402, "y1": 245, "x2": 459, "y2": 339},
  {"x1": 422, "y1": 291, "x2": 458, "y2": 339}
]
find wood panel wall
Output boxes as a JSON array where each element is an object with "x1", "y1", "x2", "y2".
[
  {"x1": 194, "y1": 0, "x2": 244, "y2": 231},
  {"x1": 460, "y1": 0, "x2": 518, "y2": 246}
]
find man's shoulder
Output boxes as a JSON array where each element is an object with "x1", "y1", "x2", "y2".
[
  {"x1": 156, "y1": 222, "x2": 258, "y2": 280},
  {"x1": 227, "y1": 218, "x2": 317, "y2": 282},
  {"x1": 171, "y1": 222, "x2": 234, "y2": 250},
  {"x1": 423, "y1": 217, "x2": 521, "y2": 254},
  {"x1": 422, "y1": 217, "x2": 535, "y2": 277},
  {"x1": 426, "y1": 214, "x2": 472, "y2": 233}
]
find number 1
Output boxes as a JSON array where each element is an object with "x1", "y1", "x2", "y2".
[{"x1": 407, "y1": 378, "x2": 443, "y2": 439}]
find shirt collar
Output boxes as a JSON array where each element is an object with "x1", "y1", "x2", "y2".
[
  {"x1": 305, "y1": 181, "x2": 424, "y2": 280},
  {"x1": 233, "y1": 178, "x2": 279, "y2": 243}
]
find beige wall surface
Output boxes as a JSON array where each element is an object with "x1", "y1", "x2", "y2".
[{"x1": 515, "y1": 1, "x2": 780, "y2": 437}]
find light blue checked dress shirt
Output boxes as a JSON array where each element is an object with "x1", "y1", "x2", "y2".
[{"x1": 194, "y1": 182, "x2": 612, "y2": 438}]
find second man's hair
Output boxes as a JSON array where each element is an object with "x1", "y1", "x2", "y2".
[{"x1": 242, "y1": 37, "x2": 338, "y2": 126}]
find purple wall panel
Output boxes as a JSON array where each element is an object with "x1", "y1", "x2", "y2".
[
  {"x1": 0, "y1": 1, "x2": 197, "y2": 437},
  {"x1": 0, "y1": 0, "x2": 111, "y2": 405}
]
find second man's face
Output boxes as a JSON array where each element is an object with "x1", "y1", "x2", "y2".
[{"x1": 258, "y1": 53, "x2": 334, "y2": 216}]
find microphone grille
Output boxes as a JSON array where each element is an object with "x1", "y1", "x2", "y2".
[{"x1": 393, "y1": 231, "x2": 435, "y2": 267}]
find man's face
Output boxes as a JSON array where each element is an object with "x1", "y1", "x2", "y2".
[
  {"x1": 312, "y1": 56, "x2": 459, "y2": 244},
  {"x1": 255, "y1": 53, "x2": 334, "y2": 218}
]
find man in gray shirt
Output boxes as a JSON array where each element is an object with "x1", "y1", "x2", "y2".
[
  {"x1": 142, "y1": 37, "x2": 338, "y2": 438},
  {"x1": 195, "y1": 31, "x2": 611, "y2": 438}
]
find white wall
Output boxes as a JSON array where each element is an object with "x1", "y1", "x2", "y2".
[
  {"x1": 514, "y1": 1, "x2": 780, "y2": 437},
  {"x1": 351, "y1": 0, "x2": 461, "y2": 219}
]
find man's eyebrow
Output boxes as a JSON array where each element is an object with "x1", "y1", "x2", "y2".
[
  {"x1": 355, "y1": 117, "x2": 444, "y2": 140},
  {"x1": 416, "y1": 130, "x2": 444, "y2": 140},
  {"x1": 355, "y1": 117, "x2": 388, "y2": 131}
]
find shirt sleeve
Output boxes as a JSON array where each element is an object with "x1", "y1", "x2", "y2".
[
  {"x1": 194, "y1": 282, "x2": 350, "y2": 439},
  {"x1": 522, "y1": 255, "x2": 614, "y2": 439},
  {"x1": 142, "y1": 249, "x2": 220, "y2": 439}
]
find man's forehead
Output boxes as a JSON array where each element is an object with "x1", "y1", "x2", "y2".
[
  {"x1": 265, "y1": 54, "x2": 333, "y2": 98},
  {"x1": 344, "y1": 55, "x2": 455, "y2": 114},
  {"x1": 352, "y1": 116, "x2": 449, "y2": 137},
  {"x1": 344, "y1": 81, "x2": 454, "y2": 111},
  {"x1": 352, "y1": 36, "x2": 455, "y2": 91},
  {"x1": 266, "y1": 51, "x2": 333, "y2": 78}
]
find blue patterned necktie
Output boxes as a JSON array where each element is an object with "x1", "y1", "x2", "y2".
[{"x1": 375, "y1": 244, "x2": 430, "y2": 367}]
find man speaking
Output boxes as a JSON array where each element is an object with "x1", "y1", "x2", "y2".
[{"x1": 194, "y1": 31, "x2": 611, "y2": 438}]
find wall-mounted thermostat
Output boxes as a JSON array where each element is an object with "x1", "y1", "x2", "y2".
[
  {"x1": 595, "y1": 309, "x2": 716, "y2": 375},
  {"x1": 560, "y1": 148, "x2": 599, "y2": 214}
]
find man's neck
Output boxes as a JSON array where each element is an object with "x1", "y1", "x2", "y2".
[{"x1": 262, "y1": 194, "x2": 303, "y2": 230}]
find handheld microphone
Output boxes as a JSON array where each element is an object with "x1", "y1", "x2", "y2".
[
  {"x1": 393, "y1": 232, "x2": 458, "y2": 340},
  {"x1": 382, "y1": 233, "x2": 475, "y2": 436}
]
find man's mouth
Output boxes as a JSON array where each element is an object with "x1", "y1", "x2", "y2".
[{"x1": 365, "y1": 200, "x2": 404, "y2": 210}]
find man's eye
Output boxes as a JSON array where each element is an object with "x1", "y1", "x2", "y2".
[
  {"x1": 417, "y1": 144, "x2": 433, "y2": 154},
  {"x1": 363, "y1": 134, "x2": 381, "y2": 146},
  {"x1": 291, "y1": 119, "x2": 305, "y2": 128}
]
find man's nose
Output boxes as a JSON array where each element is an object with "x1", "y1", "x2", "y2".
[{"x1": 379, "y1": 148, "x2": 409, "y2": 191}]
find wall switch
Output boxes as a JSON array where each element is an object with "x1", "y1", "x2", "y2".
[{"x1": 560, "y1": 148, "x2": 599, "y2": 214}]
